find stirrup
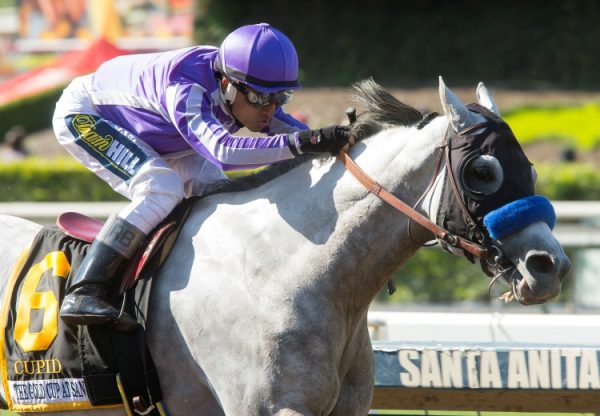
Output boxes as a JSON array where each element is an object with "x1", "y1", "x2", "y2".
[{"x1": 60, "y1": 288, "x2": 139, "y2": 332}]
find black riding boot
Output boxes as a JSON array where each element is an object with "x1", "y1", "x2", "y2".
[{"x1": 60, "y1": 215, "x2": 146, "y2": 332}]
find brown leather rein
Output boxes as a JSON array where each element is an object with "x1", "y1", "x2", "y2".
[{"x1": 337, "y1": 150, "x2": 489, "y2": 259}]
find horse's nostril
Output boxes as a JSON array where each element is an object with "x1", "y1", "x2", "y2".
[{"x1": 527, "y1": 254, "x2": 555, "y2": 275}]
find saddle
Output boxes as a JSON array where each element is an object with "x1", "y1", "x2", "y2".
[
  {"x1": 0, "y1": 200, "x2": 194, "y2": 414},
  {"x1": 57, "y1": 211, "x2": 178, "y2": 293}
]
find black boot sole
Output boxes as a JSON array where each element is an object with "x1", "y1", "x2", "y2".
[{"x1": 61, "y1": 312, "x2": 139, "y2": 333}]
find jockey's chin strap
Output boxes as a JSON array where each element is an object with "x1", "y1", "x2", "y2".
[{"x1": 336, "y1": 150, "x2": 489, "y2": 261}]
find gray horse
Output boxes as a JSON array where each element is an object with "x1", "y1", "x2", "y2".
[{"x1": 0, "y1": 78, "x2": 570, "y2": 415}]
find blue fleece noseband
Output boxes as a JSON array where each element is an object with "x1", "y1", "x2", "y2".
[{"x1": 483, "y1": 195, "x2": 556, "y2": 240}]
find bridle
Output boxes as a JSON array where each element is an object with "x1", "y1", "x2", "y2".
[
  {"x1": 337, "y1": 148, "x2": 489, "y2": 260},
  {"x1": 336, "y1": 111, "x2": 519, "y2": 293},
  {"x1": 337, "y1": 144, "x2": 517, "y2": 297}
]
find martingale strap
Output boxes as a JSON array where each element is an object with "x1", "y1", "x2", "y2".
[{"x1": 337, "y1": 150, "x2": 488, "y2": 259}]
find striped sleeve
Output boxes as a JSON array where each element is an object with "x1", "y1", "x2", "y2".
[{"x1": 165, "y1": 83, "x2": 296, "y2": 170}]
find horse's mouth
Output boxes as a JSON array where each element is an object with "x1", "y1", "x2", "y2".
[
  {"x1": 497, "y1": 267, "x2": 555, "y2": 305},
  {"x1": 510, "y1": 272, "x2": 557, "y2": 305}
]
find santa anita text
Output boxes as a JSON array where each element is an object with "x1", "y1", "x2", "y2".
[{"x1": 379, "y1": 347, "x2": 600, "y2": 390}]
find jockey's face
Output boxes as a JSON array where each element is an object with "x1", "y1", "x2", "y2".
[
  {"x1": 221, "y1": 78, "x2": 278, "y2": 132},
  {"x1": 230, "y1": 89, "x2": 277, "y2": 132}
]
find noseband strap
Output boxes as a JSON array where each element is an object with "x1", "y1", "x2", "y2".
[{"x1": 337, "y1": 150, "x2": 489, "y2": 259}]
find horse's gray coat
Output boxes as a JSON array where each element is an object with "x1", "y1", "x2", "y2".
[{"x1": 0, "y1": 79, "x2": 569, "y2": 415}]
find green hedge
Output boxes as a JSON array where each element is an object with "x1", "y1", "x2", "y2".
[
  {"x1": 0, "y1": 158, "x2": 125, "y2": 202},
  {"x1": 535, "y1": 163, "x2": 600, "y2": 200},
  {"x1": 505, "y1": 102, "x2": 600, "y2": 150},
  {"x1": 0, "y1": 86, "x2": 64, "y2": 141}
]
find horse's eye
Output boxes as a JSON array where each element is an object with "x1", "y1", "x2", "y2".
[
  {"x1": 461, "y1": 155, "x2": 504, "y2": 198},
  {"x1": 473, "y1": 167, "x2": 494, "y2": 182}
]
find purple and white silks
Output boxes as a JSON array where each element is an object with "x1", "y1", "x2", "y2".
[{"x1": 90, "y1": 46, "x2": 308, "y2": 170}]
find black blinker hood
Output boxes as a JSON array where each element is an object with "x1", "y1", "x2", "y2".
[{"x1": 436, "y1": 103, "x2": 535, "y2": 244}]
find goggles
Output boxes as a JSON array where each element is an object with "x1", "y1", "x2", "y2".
[{"x1": 232, "y1": 82, "x2": 293, "y2": 108}]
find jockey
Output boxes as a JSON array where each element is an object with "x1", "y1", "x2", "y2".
[{"x1": 53, "y1": 23, "x2": 352, "y2": 332}]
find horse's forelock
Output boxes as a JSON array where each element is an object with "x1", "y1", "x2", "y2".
[{"x1": 351, "y1": 78, "x2": 423, "y2": 140}]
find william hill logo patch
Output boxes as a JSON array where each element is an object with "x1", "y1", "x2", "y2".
[
  {"x1": 71, "y1": 115, "x2": 113, "y2": 151},
  {"x1": 66, "y1": 114, "x2": 150, "y2": 181}
]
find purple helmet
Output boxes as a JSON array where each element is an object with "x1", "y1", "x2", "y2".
[{"x1": 217, "y1": 23, "x2": 300, "y2": 93}]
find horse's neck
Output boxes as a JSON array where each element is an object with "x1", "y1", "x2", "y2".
[
  {"x1": 181, "y1": 117, "x2": 447, "y2": 310},
  {"x1": 322, "y1": 118, "x2": 448, "y2": 302}
]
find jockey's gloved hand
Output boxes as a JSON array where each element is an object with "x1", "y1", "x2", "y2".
[{"x1": 295, "y1": 125, "x2": 351, "y2": 155}]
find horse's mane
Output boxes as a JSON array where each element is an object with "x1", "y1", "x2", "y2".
[
  {"x1": 204, "y1": 78, "x2": 423, "y2": 195},
  {"x1": 351, "y1": 77, "x2": 423, "y2": 140}
]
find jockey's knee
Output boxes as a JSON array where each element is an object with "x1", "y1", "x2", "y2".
[{"x1": 121, "y1": 169, "x2": 185, "y2": 234}]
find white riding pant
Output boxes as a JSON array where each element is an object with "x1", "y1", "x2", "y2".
[{"x1": 52, "y1": 75, "x2": 226, "y2": 234}]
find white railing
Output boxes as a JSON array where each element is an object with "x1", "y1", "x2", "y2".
[
  {"x1": 1, "y1": 201, "x2": 599, "y2": 246},
  {"x1": 1, "y1": 200, "x2": 598, "y2": 219},
  {"x1": 0, "y1": 201, "x2": 127, "y2": 222}
]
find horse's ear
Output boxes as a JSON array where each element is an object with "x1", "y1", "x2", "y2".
[
  {"x1": 476, "y1": 82, "x2": 500, "y2": 116},
  {"x1": 439, "y1": 76, "x2": 486, "y2": 133}
]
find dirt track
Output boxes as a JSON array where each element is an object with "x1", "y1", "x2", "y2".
[{"x1": 26, "y1": 86, "x2": 600, "y2": 165}]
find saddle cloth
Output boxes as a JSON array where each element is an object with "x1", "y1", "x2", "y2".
[{"x1": 0, "y1": 200, "x2": 193, "y2": 414}]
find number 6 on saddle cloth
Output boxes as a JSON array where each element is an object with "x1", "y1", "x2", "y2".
[{"x1": 0, "y1": 201, "x2": 193, "y2": 414}]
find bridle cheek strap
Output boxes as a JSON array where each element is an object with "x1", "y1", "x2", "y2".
[{"x1": 337, "y1": 150, "x2": 489, "y2": 259}]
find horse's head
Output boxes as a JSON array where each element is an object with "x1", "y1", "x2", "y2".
[{"x1": 435, "y1": 77, "x2": 570, "y2": 305}]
